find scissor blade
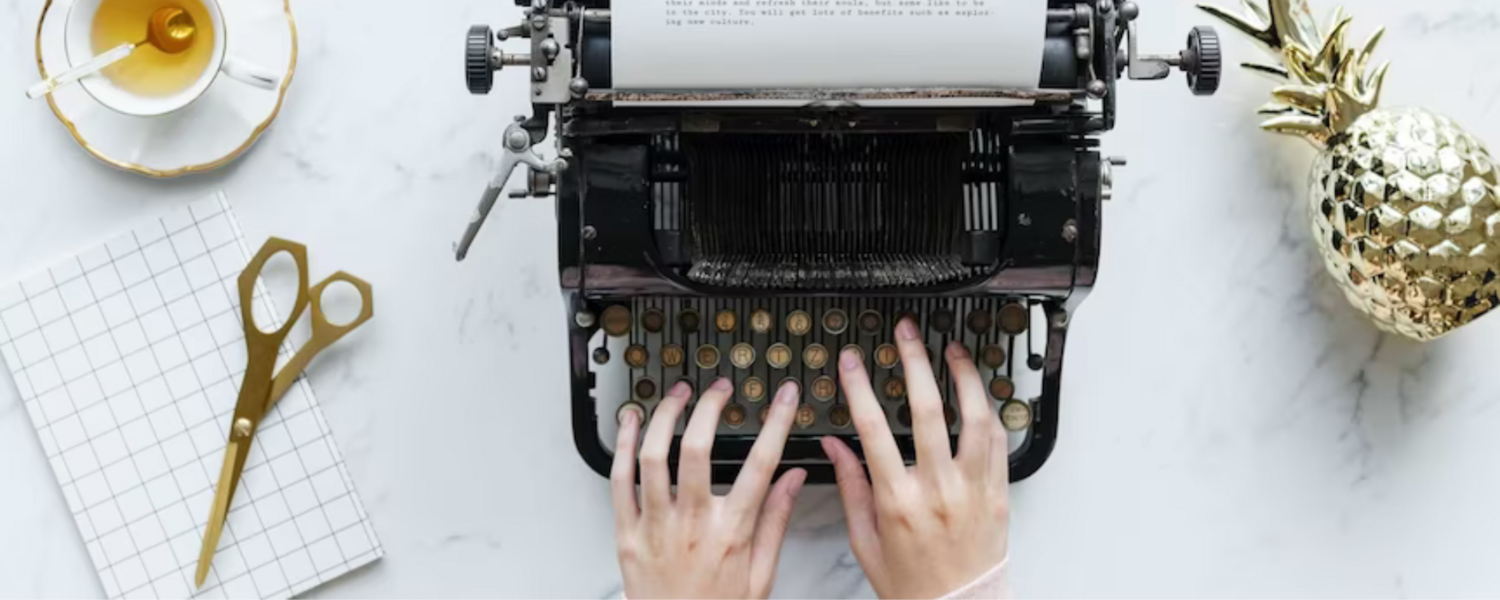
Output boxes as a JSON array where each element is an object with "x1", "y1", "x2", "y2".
[{"x1": 194, "y1": 438, "x2": 247, "y2": 588}]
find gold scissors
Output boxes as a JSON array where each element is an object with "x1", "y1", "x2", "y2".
[{"x1": 194, "y1": 237, "x2": 374, "y2": 588}]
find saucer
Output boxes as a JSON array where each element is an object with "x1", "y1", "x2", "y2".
[{"x1": 34, "y1": 0, "x2": 296, "y2": 178}]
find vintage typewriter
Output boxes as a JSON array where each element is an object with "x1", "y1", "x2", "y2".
[{"x1": 457, "y1": 0, "x2": 1221, "y2": 483}]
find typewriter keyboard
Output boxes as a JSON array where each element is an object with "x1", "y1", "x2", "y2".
[{"x1": 589, "y1": 298, "x2": 1044, "y2": 454}]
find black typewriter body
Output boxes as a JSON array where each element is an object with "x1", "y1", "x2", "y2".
[{"x1": 463, "y1": 0, "x2": 1221, "y2": 483}]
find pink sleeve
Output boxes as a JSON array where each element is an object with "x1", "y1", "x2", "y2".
[{"x1": 939, "y1": 557, "x2": 1012, "y2": 600}]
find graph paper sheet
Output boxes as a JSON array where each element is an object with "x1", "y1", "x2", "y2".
[{"x1": 0, "y1": 192, "x2": 382, "y2": 599}]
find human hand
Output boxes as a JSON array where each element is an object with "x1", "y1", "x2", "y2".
[
  {"x1": 822, "y1": 318, "x2": 1011, "y2": 599},
  {"x1": 612, "y1": 378, "x2": 809, "y2": 599}
]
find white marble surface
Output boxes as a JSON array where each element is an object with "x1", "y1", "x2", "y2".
[{"x1": 5, "y1": 0, "x2": 1500, "y2": 597}]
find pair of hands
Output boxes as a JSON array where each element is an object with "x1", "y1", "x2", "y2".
[{"x1": 611, "y1": 318, "x2": 1012, "y2": 599}]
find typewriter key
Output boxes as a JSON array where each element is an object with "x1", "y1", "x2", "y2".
[
  {"x1": 715, "y1": 309, "x2": 738, "y2": 333},
  {"x1": 602, "y1": 306, "x2": 631, "y2": 337},
  {"x1": 811, "y1": 376, "x2": 837, "y2": 401},
  {"x1": 617, "y1": 401, "x2": 647, "y2": 425},
  {"x1": 592, "y1": 347, "x2": 610, "y2": 365},
  {"x1": 730, "y1": 343, "x2": 756, "y2": 369},
  {"x1": 897, "y1": 403, "x2": 913, "y2": 428},
  {"x1": 742, "y1": 377, "x2": 767, "y2": 402},
  {"x1": 679, "y1": 309, "x2": 702, "y2": 333},
  {"x1": 875, "y1": 344, "x2": 900, "y2": 369},
  {"x1": 766, "y1": 343, "x2": 793, "y2": 369},
  {"x1": 661, "y1": 344, "x2": 685, "y2": 368},
  {"x1": 795, "y1": 404, "x2": 817, "y2": 429},
  {"x1": 822, "y1": 309, "x2": 849, "y2": 335},
  {"x1": 723, "y1": 403, "x2": 748, "y2": 429},
  {"x1": 884, "y1": 376, "x2": 906, "y2": 400},
  {"x1": 829, "y1": 404, "x2": 852, "y2": 429},
  {"x1": 998, "y1": 302, "x2": 1028, "y2": 335},
  {"x1": 641, "y1": 309, "x2": 666, "y2": 333},
  {"x1": 857, "y1": 310, "x2": 883, "y2": 335},
  {"x1": 967, "y1": 309, "x2": 993, "y2": 334},
  {"x1": 841, "y1": 344, "x2": 864, "y2": 365},
  {"x1": 980, "y1": 345, "x2": 1006, "y2": 369},
  {"x1": 634, "y1": 378, "x2": 658, "y2": 400},
  {"x1": 930, "y1": 309, "x2": 955, "y2": 333},
  {"x1": 989, "y1": 376, "x2": 1016, "y2": 399},
  {"x1": 786, "y1": 310, "x2": 813, "y2": 337},
  {"x1": 803, "y1": 344, "x2": 830, "y2": 370},
  {"x1": 695, "y1": 345, "x2": 721, "y2": 369},
  {"x1": 624, "y1": 345, "x2": 650, "y2": 369},
  {"x1": 750, "y1": 309, "x2": 773, "y2": 334},
  {"x1": 1000, "y1": 399, "x2": 1032, "y2": 432}
]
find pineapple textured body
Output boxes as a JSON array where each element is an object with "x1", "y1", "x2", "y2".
[{"x1": 1311, "y1": 107, "x2": 1499, "y2": 340}]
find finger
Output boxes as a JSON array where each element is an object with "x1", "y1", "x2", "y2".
[
  {"x1": 728, "y1": 380, "x2": 799, "y2": 513},
  {"x1": 610, "y1": 405, "x2": 644, "y2": 531},
  {"x1": 678, "y1": 377, "x2": 733, "y2": 506},
  {"x1": 748, "y1": 468, "x2": 807, "y2": 595},
  {"x1": 945, "y1": 342, "x2": 992, "y2": 478},
  {"x1": 640, "y1": 380, "x2": 691, "y2": 515},
  {"x1": 894, "y1": 317, "x2": 953, "y2": 467},
  {"x1": 821, "y1": 437, "x2": 881, "y2": 562},
  {"x1": 836, "y1": 347, "x2": 906, "y2": 485},
  {"x1": 990, "y1": 415, "x2": 1012, "y2": 490}
]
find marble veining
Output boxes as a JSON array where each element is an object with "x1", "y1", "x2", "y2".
[{"x1": 5, "y1": 0, "x2": 1500, "y2": 597}]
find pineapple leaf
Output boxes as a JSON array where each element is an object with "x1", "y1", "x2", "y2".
[
  {"x1": 1256, "y1": 101, "x2": 1297, "y2": 115},
  {"x1": 1259, "y1": 114, "x2": 1331, "y2": 146},
  {"x1": 1355, "y1": 27, "x2": 1386, "y2": 81},
  {"x1": 1197, "y1": 3, "x2": 1280, "y2": 52},
  {"x1": 1242, "y1": 62, "x2": 1291, "y2": 81},
  {"x1": 1365, "y1": 61, "x2": 1391, "y2": 105},
  {"x1": 1314, "y1": 17, "x2": 1352, "y2": 76},
  {"x1": 1271, "y1": 84, "x2": 1329, "y2": 112},
  {"x1": 1239, "y1": 0, "x2": 1270, "y2": 24}
]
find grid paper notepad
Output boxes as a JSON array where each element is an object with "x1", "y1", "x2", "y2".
[{"x1": 0, "y1": 193, "x2": 382, "y2": 599}]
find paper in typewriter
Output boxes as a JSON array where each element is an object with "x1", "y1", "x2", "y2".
[
  {"x1": 612, "y1": 0, "x2": 1048, "y2": 106},
  {"x1": 0, "y1": 193, "x2": 382, "y2": 599}
]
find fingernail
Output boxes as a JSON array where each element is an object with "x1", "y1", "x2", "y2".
[
  {"x1": 776, "y1": 381, "x2": 800, "y2": 405},
  {"x1": 788, "y1": 470, "x2": 806, "y2": 496},
  {"x1": 897, "y1": 318, "x2": 919, "y2": 340},
  {"x1": 668, "y1": 381, "x2": 691, "y2": 399},
  {"x1": 711, "y1": 377, "x2": 732, "y2": 392},
  {"x1": 840, "y1": 348, "x2": 861, "y2": 371},
  {"x1": 947, "y1": 341, "x2": 969, "y2": 359}
]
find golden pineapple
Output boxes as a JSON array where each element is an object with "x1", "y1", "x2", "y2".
[{"x1": 1201, "y1": 0, "x2": 1500, "y2": 341}]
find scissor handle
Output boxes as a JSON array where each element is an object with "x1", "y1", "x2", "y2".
[
  {"x1": 268, "y1": 271, "x2": 375, "y2": 406},
  {"x1": 240, "y1": 237, "x2": 312, "y2": 358}
]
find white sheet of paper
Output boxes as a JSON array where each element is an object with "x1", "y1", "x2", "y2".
[
  {"x1": 0, "y1": 193, "x2": 382, "y2": 599},
  {"x1": 612, "y1": 0, "x2": 1047, "y2": 105}
]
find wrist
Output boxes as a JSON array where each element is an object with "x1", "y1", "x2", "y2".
[{"x1": 937, "y1": 555, "x2": 1011, "y2": 600}]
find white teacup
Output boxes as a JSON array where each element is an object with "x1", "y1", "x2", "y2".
[{"x1": 65, "y1": 0, "x2": 280, "y2": 116}]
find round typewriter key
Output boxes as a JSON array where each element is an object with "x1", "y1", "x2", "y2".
[
  {"x1": 967, "y1": 309, "x2": 993, "y2": 334},
  {"x1": 715, "y1": 309, "x2": 738, "y2": 333},
  {"x1": 857, "y1": 310, "x2": 883, "y2": 335},
  {"x1": 750, "y1": 308, "x2": 773, "y2": 334},
  {"x1": 828, "y1": 404, "x2": 852, "y2": 429},
  {"x1": 822, "y1": 309, "x2": 849, "y2": 335},
  {"x1": 766, "y1": 343, "x2": 793, "y2": 369},
  {"x1": 980, "y1": 345, "x2": 1006, "y2": 369},
  {"x1": 795, "y1": 404, "x2": 817, "y2": 429},
  {"x1": 742, "y1": 377, "x2": 767, "y2": 402},
  {"x1": 730, "y1": 343, "x2": 756, "y2": 369},
  {"x1": 786, "y1": 310, "x2": 813, "y2": 337},
  {"x1": 617, "y1": 401, "x2": 647, "y2": 425},
  {"x1": 661, "y1": 344, "x2": 685, "y2": 368},
  {"x1": 624, "y1": 345, "x2": 650, "y2": 369},
  {"x1": 875, "y1": 344, "x2": 900, "y2": 369},
  {"x1": 883, "y1": 376, "x2": 906, "y2": 400},
  {"x1": 998, "y1": 302, "x2": 1028, "y2": 335},
  {"x1": 811, "y1": 376, "x2": 837, "y2": 401},
  {"x1": 989, "y1": 375, "x2": 1016, "y2": 400},
  {"x1": 634, "y1": 378, "x2": 658, "y2": 400},
  {"x1": 641, "y1": 308, "x2": 666, "y2": 333},
  {"x1": 758, "y1": 405, "x2": 771, "y2": 425},
  {"x1": 695, "y1": 345, "x2": 721, "y2": 369},
  {"x1": 723, "y1": 403, "x2": 748, "y2": 429},
  {"x1": 1000, "y1": 399, "x2": 1032, "y2": 432},
  {"x1": 897, "y1": 403, "x2": 913, "y2": 428},
  {"x1": 591, "y1": 347, "x2": 610, "y2": 365},
  {"x1": 803, "y1": 344, "x2": 830, "y2": 370},
  {"x1": 930, "y1": 308, "x2": 955, "y2": 333},
  {"x1": 602, "y1": 305, "x2": 631, "y2": 337},
  {"x1": 841, "y1": 344, "x2": 864, "y2": 365},
  {"x1": 679, "y1": 309, "x2": 701, "y2": 333}
]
